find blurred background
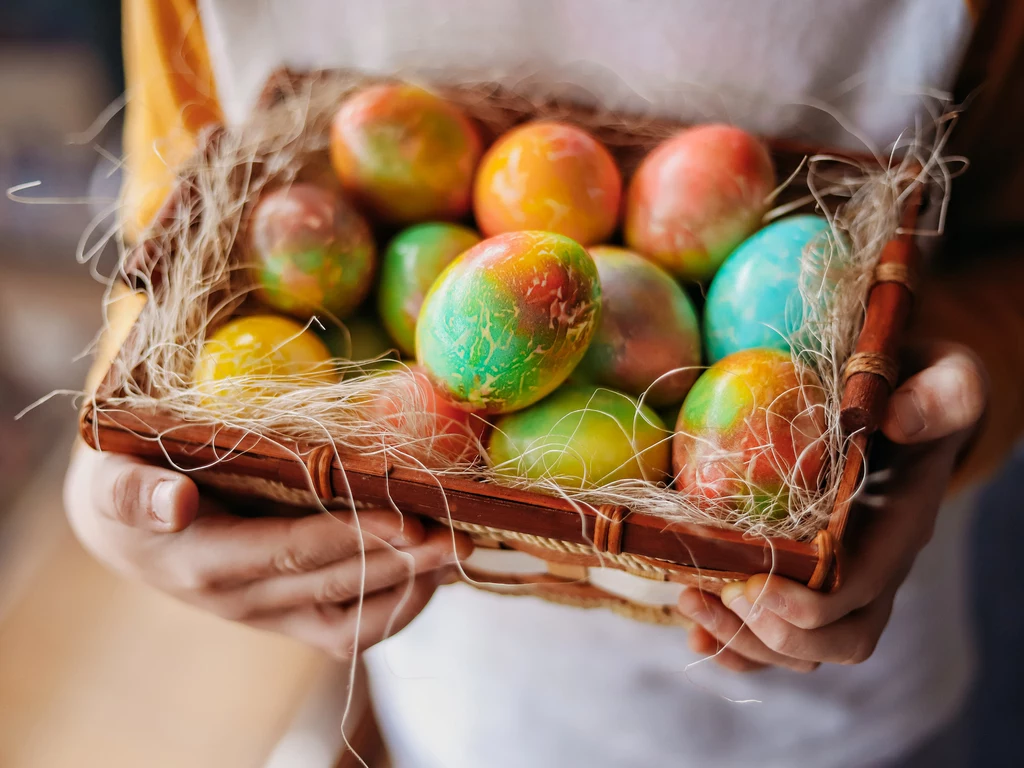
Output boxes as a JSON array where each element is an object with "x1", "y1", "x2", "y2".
[{"x1": 0, "y1": 2, "x2": 1020, "y2": 768}]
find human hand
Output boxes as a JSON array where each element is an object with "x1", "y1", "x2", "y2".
[
  {"x1": 64, "y1": 448, "x2": 472, "y2": 659},
  {"x1": 678, "y1": 341, "x2": 987, "y2": 673}
]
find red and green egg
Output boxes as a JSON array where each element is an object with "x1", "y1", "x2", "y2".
[{"x1": 248, "y1": 183, "x2": 376, "y2": 320}]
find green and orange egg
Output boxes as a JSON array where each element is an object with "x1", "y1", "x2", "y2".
[
  {"x1": 416, "y1": 231, "x2": 602, "y2": 414},
  {"x1": 330, "y1": 84, "x2": 482, "y2": 223},
  {"x1": 672, "y1": 348, "x2": 827, "y2": 519}
]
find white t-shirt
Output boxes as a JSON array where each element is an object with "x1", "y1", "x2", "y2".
[{"x1": 196, "y1": 2, "x2": 977, "y2": 765}]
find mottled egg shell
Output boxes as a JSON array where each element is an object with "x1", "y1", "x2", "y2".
[
  {"x1": 416, "y1": 231, "x2": 601, "y2": 414},
  {"x1": 489, "y1": 385, "x2": 670, "y2": 488},
  {"x1": 576, "y1": 246, "x2": 702, "y2": 407},
  {"x1": 473, "y1": 121, "x2": 622, "y2": 245},
  {"x1": 625, "y1": 124, "x2": 775, "y2": 282},
  {"x1": 193, "y1": 315, "x2": 336, "y2": 404},
  {"x1": 704, "y1": 215, "x2": 840, "y2": 363},
  {"x1": 249, "y1": 183, "x2": 375, "y2": 320},
  {"x1": 364, "y1": 365, "x2": 488, "y2": 465},
  {"x1": 672, "y1": 348, "x2": 827, "y2": 519},
  {"x1": 330, "y1": 84, "x2": 482, "y2": 223},
  {"x1": 378, "y1": 222, "x2": 481, "y2": 356}
]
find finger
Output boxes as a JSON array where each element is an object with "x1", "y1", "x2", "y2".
[
  {"x1": 721, "y1": 581, "x2": 895, "y2": 665},
  {"x1": 232, "y1": 527, "x2": 471, "y2": 614},
  {"x1": 246, "y1": 573, "x2": 440, "y2": 660},
  {"x1": 882, "y1": 342, "x2": 986, "y2": 445},
  {"x1": 89, "y1": 451, "x2": 199, "y2": 532},
  {"x1": 687, "y1": 625, "x2": 767, "y2": 673},
  {"x1": 164, "y1": 507, "x2": 429, "y2": 590},
  {"x1": 749, "y1": 434, "x2": 963, "y2": 632},
  {"x1": 677, "y1": 589, "x2": 818, "y2": 673}
]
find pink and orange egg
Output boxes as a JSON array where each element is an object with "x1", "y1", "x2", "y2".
[
  {"x1": 625, "y1": 124, "x2": 775, "y2": 282},
  {"x1": 364, "y1": 364, "x2": 487, "y2": 465}
]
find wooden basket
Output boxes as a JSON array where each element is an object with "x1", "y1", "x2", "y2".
[{"x1": 80, "y1": 70, "x2": 921, "y2": 626}]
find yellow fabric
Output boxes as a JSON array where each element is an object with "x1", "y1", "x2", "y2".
[
  {"x1": 122, "y1": 0, "x2": 220, "y2": 240},
  {"x1": 114, "y1": 0, "x2": 1024, "y2": 488},
  {"x1": 85, "y1": 284, "x2": 147, "y2": 395}
]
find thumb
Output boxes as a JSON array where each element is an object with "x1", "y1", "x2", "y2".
[
  {"x1": 881, "y1": 342, "x2": 987, "y2": 445},
  {"x1": 92, "y1": 452, "x2": 199, "y2": 532}
]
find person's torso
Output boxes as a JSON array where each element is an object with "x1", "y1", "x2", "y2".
[{"x1": 199, "y1": 0, "x2": 973, "y2": 151}]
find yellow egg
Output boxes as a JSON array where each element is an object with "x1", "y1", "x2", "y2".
[{"x1": 193, "y1": 315, "x2": 336, "y2": 404}]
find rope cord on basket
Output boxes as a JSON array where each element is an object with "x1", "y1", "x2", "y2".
[
  {"x1": 872, "y1": 261, "x2": 915, "y2": 288},
  {"x1": 467, "y1": 579, "x2": 691, "y2": 627},
  {"x1": 842, "y1": 351, "x2": 899, "y2": 387},
  {"x1": 194, "y1": 471, "x2": 321, "y2": 506},
  {"x1": 447, "y1": 520, "x2": 686, "y2": 579}
]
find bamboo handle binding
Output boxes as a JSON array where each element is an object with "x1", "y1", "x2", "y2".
[{"x1": 839, "y1": 186, "x2": 922, "y2": 434}]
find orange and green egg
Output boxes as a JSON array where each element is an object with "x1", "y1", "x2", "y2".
[
  {"x1": 672, "y1": 348, "x2": 827, "y2": 519},
  {"x1": 330, "y1": 84, "x2": 482, "y2": 223},
  {"x1": 575, "y1": 246, "x2": 702, "y2": 407}
]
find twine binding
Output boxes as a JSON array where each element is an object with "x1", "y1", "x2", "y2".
[
  {"x1": 842, "y1": 351, "x2": 899, "y2": 388},
  {"x1": 872, "y1": 262, "x2": 915, "y2": 289}
]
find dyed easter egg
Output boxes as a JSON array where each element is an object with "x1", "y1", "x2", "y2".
[
  {"x1": 625, "y1": 124, "x2": 775, "y2": 282},
  {"x1": 193, "y1": 315, "x2": 336, "y2": 403},
  {"x1": 249, "y1": 184, "x2": 375, "y2": 320},
  {"x1": 489, "y1": 385, "x2": 670, "y2": 489},
  {"x1": 473, "y1": 121, "x2": 622, "y2": 245},
  {"x1": 704, "y1": 215, "x2": 840, "y2": 363},
  {"x1": 673, "y1": 348, "x2": 827, "y2": 519},
  {"x1": 576, "y1": 246, "x2": 702, "y2": 407},
  {"x1": 330, "y1": 84, "x2": 482, "y2": 223},
  {"x1": 318, "y1": 316, "x2": 399, "y2": 377},
  {"x1": 378, "y1": 222, "x2": 481, "y2": 356},
  {"x1": 364, "y1": 365, "x2": 487, "y2": 465},
  {"x1": 416, "y1": 231, "x2": 601, "y2": 414}
]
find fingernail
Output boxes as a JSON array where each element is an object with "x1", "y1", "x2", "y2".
[
  {"x1": 891, "y1": 390, "x2": 926, "y2": 438},
  {"x1": 721, "y1": 582, "x2": 752, "y2": 619},
  {"x1": 151, "y1": 480, "x2": 178, "y2": 526}
]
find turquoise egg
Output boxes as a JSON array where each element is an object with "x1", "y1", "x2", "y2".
[{"x1": 703, "y1": 215, "x2": 840, "y2": 363}]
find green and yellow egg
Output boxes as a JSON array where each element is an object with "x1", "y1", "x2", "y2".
[{"x1": 489, "y1": 385, "x2": 671, "y2": 489}]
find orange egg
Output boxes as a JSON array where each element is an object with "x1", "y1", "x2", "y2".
[
  {"x1": 473, "y1": 121, "x2": 621, "y2": 245},
  {"x1": 193, "y1": 315, "x2": 336, "y2": 404}
]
